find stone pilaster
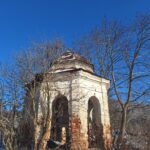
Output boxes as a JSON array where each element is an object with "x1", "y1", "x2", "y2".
[
  {"x1": 103, "y1": 125, "x2": 112, "y2": 150},
  {"x1": 70, "y1": 116, "x2": 88, "y2": 150}
]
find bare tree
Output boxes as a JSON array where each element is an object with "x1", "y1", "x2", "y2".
[
  {"x1": 0, "y1": 64, "x2": 23, "y2": 150},
  {"x1": 15, "y1": 40, "x2": 65, "y2": 150},
  {"x1": 77, "y1": 15, "x2": 150, "y2": 149}
]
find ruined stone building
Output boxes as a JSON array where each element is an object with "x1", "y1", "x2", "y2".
[{"x1": 26, "y1": 51, "x2": 112, "y2": 150}]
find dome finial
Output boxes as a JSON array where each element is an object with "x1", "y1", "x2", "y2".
[
  {"x1": 66, "y1": 48, "x2": 73, "y2": 53},
  {"x1": 63, "y1": 49, "x2": 74, "y2": 56}
]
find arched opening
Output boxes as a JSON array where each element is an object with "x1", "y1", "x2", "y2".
[
  {"x1": 51, "y1": 95, "x2": 69, "y2": 144},
  {"x1": 88, "y1": 96, "x2": 103, "y2": 148}
]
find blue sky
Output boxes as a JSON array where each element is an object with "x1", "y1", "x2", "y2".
[{"x1": 0, "y1": 0, "x2": 150, "y2": 63}]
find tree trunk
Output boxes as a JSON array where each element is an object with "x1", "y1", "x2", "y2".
[
  {"x1": 117, "y1": 107, "x2": 127, "y2": 149},
  {"x1": 39, "y1": 118, "x2": 51, "y2": 150},
  {"x1": 33, "y1": 123, "x2": 38, "y2": 150},
  {"x1": 6, "y1": 137, "x2": 13, "y2": 150}
]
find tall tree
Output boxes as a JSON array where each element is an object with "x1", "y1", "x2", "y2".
[
  {"x1": 77, "y1": 15, "x2": 150, "y2": 149},
  {"x1": 0, "y1": 40, "x2": 65, "y2": 150},
  {"x1": 15, "y1": 40, "x2": 65, "y2": 150}
]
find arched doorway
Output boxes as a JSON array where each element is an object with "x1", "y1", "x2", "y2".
[
  {"x1": 88, "y1": 96, "x2": 103, "y2": 148},
  {"x1": 51, "y1": 95, "x2": 69, "y2": 144}
]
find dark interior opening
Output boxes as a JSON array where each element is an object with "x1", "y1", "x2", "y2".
[
  {"x1": 51, "y1": 95, "x2": 69, "y2": 144},
  {"x1": 88, "y1": 96, "x2": 102, "y2": 148}
]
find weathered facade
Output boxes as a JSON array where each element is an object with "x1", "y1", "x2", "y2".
[{"x1": 36, "y1": 51, "x2": 112, "y2": 149}]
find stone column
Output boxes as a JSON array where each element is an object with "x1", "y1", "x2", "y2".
[
  {"x1": 103, "y1": 125, "x2": 112, "y2": 150},
  {"x1": 70, "y1": 115, "x2": 88, "y2": 150}
]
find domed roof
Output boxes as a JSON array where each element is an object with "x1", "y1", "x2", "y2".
[
  {"x1": 54, "y1": 51, "x2": 92, "y2": 65},
  {"x1": 50, "y1": 51, "x2": 94, "y2": 73}
]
